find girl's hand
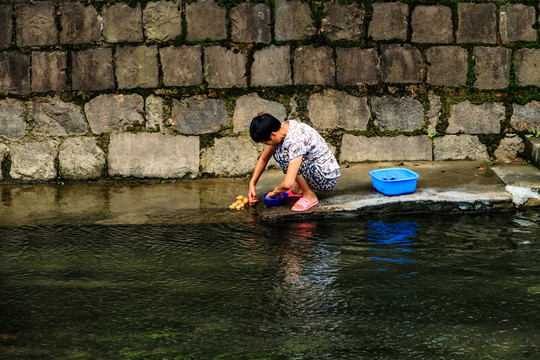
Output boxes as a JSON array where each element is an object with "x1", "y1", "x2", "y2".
[
  {"x1": 248, "y1": 184, "x2": 258, "y2": 205},
  {"x1": 266, "y1": 190, "x2": 283, "y2": 199}
]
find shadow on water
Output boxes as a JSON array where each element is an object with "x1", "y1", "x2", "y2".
[{"x1": 1, "y1": 212, "x2": 539, "y2": 359}]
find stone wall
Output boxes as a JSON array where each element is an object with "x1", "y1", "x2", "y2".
[{"x1": 0, "y1": 0, "x2": 539, "y2": 182}]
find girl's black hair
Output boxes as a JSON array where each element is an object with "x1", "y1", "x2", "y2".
[{"x1": 249, "y1": 113, "x2": 281, "y2": 142}]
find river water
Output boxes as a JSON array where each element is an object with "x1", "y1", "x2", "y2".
[{"x1": 1, "y1": 211, "x2": 539, "y2": 359}]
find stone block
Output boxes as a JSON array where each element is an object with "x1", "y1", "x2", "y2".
[
  {"x1": 412, "y1": 5, "x2": 453, "y2": 44},
  {"x1": 31, "y1": 51, "x2": 68, "y2": 93},
  {"x1": 172, "y1": 95, "x2": 228, "y2": 135},
  {"x1": 494, "y1": 134, "x2": 525, "y2": 160},
  {"x1": 473, "y1": 47, "x2": 511, "y2": 90},
  {"x1": 340, "y1": 135, "x2": 432, "y2": 162},
  {"x1": 186, "y1": 0, "x2": 227, "y2": 41},
  {"x1": 0, "y1": 52, "x2": 30, "y2": 94},
  {"x1": 32, "y1": 97, "x2": 87, "y2": 136},
  {"x1": 85, "y1": 94, "x2": 144, "y2": 135},
  {"x1": 426, "y1": 46, "x2": 468, "y2": 87},
  {"x1": 512, "y1": 101, "x2": 540, "y2": 131},
  {"x1": 447, "y1": 101, "x2": 504, "y2": 135},
  {"x1": 15, "y1": 2, "x2": 57, "y2": 46},
  {"x1": 251, "y1": 45, "x2": 292, "y2": 87},
  {"x1": 0, "y1": 5, "x2": 12, "y2": 48},
  {"x1": 308, "y1": 89, "x2": 369, "y2": 131},
  {"x1": 0, "y1": 98, "x2": 25, "y2": 140},
  {"x1": 10, "y1": 141, "x2": 57, "y2": 181},
  {"x1": 515, "y1": 49, "x2": 540, "y2": 87},
  {"x1": 321, "y1": 2, "x2": 364, "y2": 40},
  {"x1": 500, "y1": 4, "x2": 537, "y2": 42},
  {"x1": 231, "y1": 2, "x2": 271, "y2": 43},
  {"x1": 233, "y1": 93, "x2": 287, "y2": 133},
  {"x1": 204, "y1": 46, "x2": 247, "y2": 88},
  {"x1": 145, "y1": 95, "x2": 163, "y2": 132},
  {"x1": 368, "y1": 2, "x2": 408, "y2": 41},
  {"x1": 160, "y1": 45, "x2": 202, "y2": 87},
  {"x1": 456, "y1": 3, "x2": 497, "y2": 44},
  {"x1": 72, "y1": 48, "x2": 114, "y2": 91},
  {"x1": 275, "y1": 0, "x2": 316, "y2": 41},
  {"x1": 371, "y1": 96, "x2": 424, "y2": 132},
  {"x1": 116, "y1": 45, "x2": 159, "y2": 89},
  {"x1": 427, "y1": 91, "x2": 441, "y2": 134},
  {"x1": 59, "y1": 4, "x2": 101, "y2": 44},
  {"x1": 59, "y1": 137, "x2": 105, "y2": 180},
  {"x1": 103, "y1": 3, "x2": 143, "y2": 43},
  {"x1": 201, "y1": 137, "x2": 259, "y2": 177},
  {"x1": 108, "y1": 133, "x2": 199, "y2": 179},
  {"x1": 381, "y1": 44, "x2": 422, "y2": 84},
  {"x1": 143, "y1": 1, "x2": 182, "y2": 42},
  {"x1": 336, "y1": 47, "x2": 378, "y2": 86},
  {"x1": 294, "y1": 46, "x2": 334, "y2": 86},
  {"x1": 433, "y1": 135, "x2": 489, "y2": 161}
]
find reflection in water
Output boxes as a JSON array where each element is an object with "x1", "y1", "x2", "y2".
[{"x1": 367, "y1": 221, "x2": 418, "y2": 271}]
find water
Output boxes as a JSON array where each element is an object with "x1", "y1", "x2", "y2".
[{"x1": 1, "y1": 211, "x2": 539, "y2": 359}]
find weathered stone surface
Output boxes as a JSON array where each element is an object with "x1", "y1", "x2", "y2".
[
  {"x1": 233, "y1": 93, "x2": 287, "y2": 133},
  {"x1": 72, "y1": 48, "x2": 114, "y2": 91},
  {"x1": 31, "y1": 51, "x2": 68, "y2": 93},
  {"x1": 515, "y1": 49, "x2": 540, "y2": 87},
  {"x1": 433, "y1": 135, "x2": 489, "y2": 161},
  {"x1": 0, "y1": 99, "x2": 25, "y2": 140},
  {"x1": 103, "y1": 3, "x2": 143, "y2": 43},
  {"x1": 172, "y1": 95, "x2": 228, "y2": 135},
  {"x1": 143, "y1": 1, "x2": 182, "y2": 42},
  {"x1": 0, "y1": 143, "x2": 6, "y2": 180},
  {"x1": 427, "y1": 91, "x2": 441, "y2": 134},
  {"x1": 32, "y1": 97, "x2": 87, "y2": 136},
  {"x1": 512, "y1": 101, "x2": 540, "y2": 131},
  {"x1": 381, "y1": 44, "x2": 422, "y2": 84},
  {"x1": 10, "y1": 141, "x2": 57, "y2": 181},
  {"x1": 60, "y1": 4, "x2": 101, "y2": 44},
  {"x1": 108, "y1": 133, "x2": 199, "y2": 179},
  {"x1": 426, "y1": 46, "x2": 468, "y2": 87},
  {"x1": 321, "y1": 2, "x2": 363, "y2": 40},
  {"x1": 85, "y1": 94, "x2": 144, "y2": 135},
  {"x1": 160, "y1": 45, "x2": 202, "y2": 87},
  {"x1": 500, "y1": 4, "x2": 537, "y2": 42},
  {"x1": 116, "y1": 45, "x2": 159, "y2": 89},
  {"x1": 308, "y1": 90, "x2": 369, "y2": 131},
  {"x1": 371, "y1": 96, "x2": 424, "y2": 132},
  {"x1": 0, "y1": 52, "x2": 30, "y2": 94},
  {"x1": 412, "y1": 5, "x2": 453, "y2": 44},
  {"x1": 204, "y1": 46, "x2": 247, "y2": 88},
  {"x1": 494, "y1": 134, "x2": 525, "y2": 160},
  {"x1": 0, "y1": 5, "x2": 12, "y2": 48},
  {"x1": 336, "y1": 47, "x2": 378, "y2": 86},
  {"x1": 59, "y1": 137, "x2": 105, "y2": 180},
  {"x1": 456, "y1": 3, "x2": 497, "y2": 44},
  {"x1": 16, "y1": 2, "x2": 57, "y2": 46},
  {"x1": 447, "y1": 101, "x2": 504, "y2": 134},
  {"x1": 294, "y1": 46, "x2": 334, "y2": 86},
  {"x1": 231, "y1": 2, "x2": 271, "y2": 43},
  {"x1": 275, "y1": 0, "x2": 316, "y2": 41},
  {"x1": 145, "y1": 95, "x2": 163, "y2": 132},
  {"x1": 368, "y1": 2, "x2": 408, "y2": 41},
  {"x1": 473, "y1": 47, "x2": 511, "y2": 90},
  {"x1": 186, "y1": 0, "x2": 227, "y2": 41},
  {"x1": 341, "y1": 135, "x2": 432, "y2": 162},
  {"x1": 201, "y1": 137, "x2": 259, "y2": 177},
  {"x1": 251, "y1": 45, "x2": 292, "y2": 87}
]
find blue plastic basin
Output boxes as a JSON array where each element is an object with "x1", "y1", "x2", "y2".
[
  {"x1": 263, "y1": 192, "x2": 289, "y2": 206},
  {"x1": 369, "y1": 168, "x2": 419, "y2": 196}
]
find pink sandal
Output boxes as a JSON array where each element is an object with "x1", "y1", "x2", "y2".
[
  {"x1": 285, "y1": 190, "x2": 303, "y2": 198},
  {"x1": 291, "y1": 197, "x2": 318, "y2": 212}
]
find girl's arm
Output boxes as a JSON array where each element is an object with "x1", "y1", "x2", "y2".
[
  {"x1": 248, "y1": 145, "x2": 276, "y2": 204},
  {"x1": 267, "y1": 156, "x2": 302, "y2": 197}
]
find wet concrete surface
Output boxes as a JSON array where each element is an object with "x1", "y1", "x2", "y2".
[{"x1": 1, "y1": 161, "x2": 539, "y2": 226}]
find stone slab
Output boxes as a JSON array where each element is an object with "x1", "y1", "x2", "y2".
[
  {"x1": 0, "y1": 5, "x2": 12, "y2": 48},
  {"x1": 186, "y1": 0, "x2": 227, "y2": 41},
  {"x1": 294, "y1": 46, "x2": 334, "y2": 86},
  {"x1": 511, "y1": 101, "x2": 540, "y2": 131},
  {"x1": 143, "y1": 1, "x2": 182, "y2": 42},
  {"x1": 108, "y1": 133, "x2": 199, "y2": 179},
  {"x1": 433, "y1": 135, "x2": 489, "y2": 160},
  {"x1": 515, "y1": 48, "x2": 540, "y2": 87},
  {"x1": 32, "y1": 97, "x2": 87, "y2": 136},
  {"x1": 145, "y1": 95, "x2": 163, "y2": 132},
  {"x1": 160, "y1": 45, "x2": 202, "y2": 87},
  {"x1": 456, "y1": 3, "x2": 497, "y2": 44},
  {"x1": 525, "y1": 137, "x2": 540, "y2": 169},
  {"x1": 116, "y1": 45, "x2": 159, "y2": 89},
  {"x1": 233, "y1": 93, "x2": 287, "y2": 133},
  {"x1": 500, "y1": 4, "x2": 537, "y2": 42},
  {"x1": 336, "y1": 47, "x2": 378, "y2": 86},
  {"x1": 491, "y1": 163, "x2": 540, "y2": 189},
  {"x1": 381, "y1": 44, "x2": 422, "y2": 84},
  {"x1": 368, "y1": 2, "x2": 408, "y2": 41},
  {"x1": 72, "y1": 48, "x2": 114, "y2": 91},
  {"x1": 31, "y1": 51, "x2": 68, "y2": 93},
  {"x1": 412, "y1": 5, "x2": 453, "y2": 44},
  {"x1": 231, "y1": 2, "x2": 271, "y2": 43},
  {"x1": 103, "y1": 3, "x2": 143, "y2": 43},
  {"x1": 201, "y1": 136, "x2": 260, "y2": 177},
  {"x1": 59, "y1": 137, "x2": 105, "y2": 180},
  {"x1": 341, "y1": 135, "x2": 432, "y2": 162},
  {"x1": 251, "y1": 45, "x2": 292, "y2": 87},
  {"x1": 60, "y1": 4, "x2": 101, "y2": 44},
  {"x1": 15, "y1": 2, "x2": 57, "y2": 46},
  {"x1": 371, "y1": 96, "x2": 424, "y2": 132},
  {"x1": 447, "y1": 101, "x2": 504, "y2": 134},
  {"x1": 426, "y1": 46, "x2": 468, "y2": 87},
  {"x1": 172, "y1": 95, "x2": 228, "y2": 135},
  {"x1": 321, "y1": 2, "x2": 363, "y2": 41},
  {"x1": 275, "y1": 0, "x2": 316, "y2": 41},
  {"x1": 0, "y1": 52, "x2": 30, "y2": 94},
  {"x1": 204, "y1": 46, "x2": 247, "y2": 88},
  {"x1": 10, "y1": 141, "x2": 57, "y2": 181},
  {"x1": 473, "y1": 47, "x2": 511, "y2": 90},
  {"x1": 0, "y1": 98, "x2": 25, "y2": 140},
  {"x1": 85, "y1": 94, "x2": 144, "y2": 135},
  {"x1": 308, "y1": 90, "x2": 369, "y2": 131}
]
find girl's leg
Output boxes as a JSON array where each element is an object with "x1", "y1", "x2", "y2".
[{"x1": 292, "y1": 175, "x2": 317, "y2": 211}]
